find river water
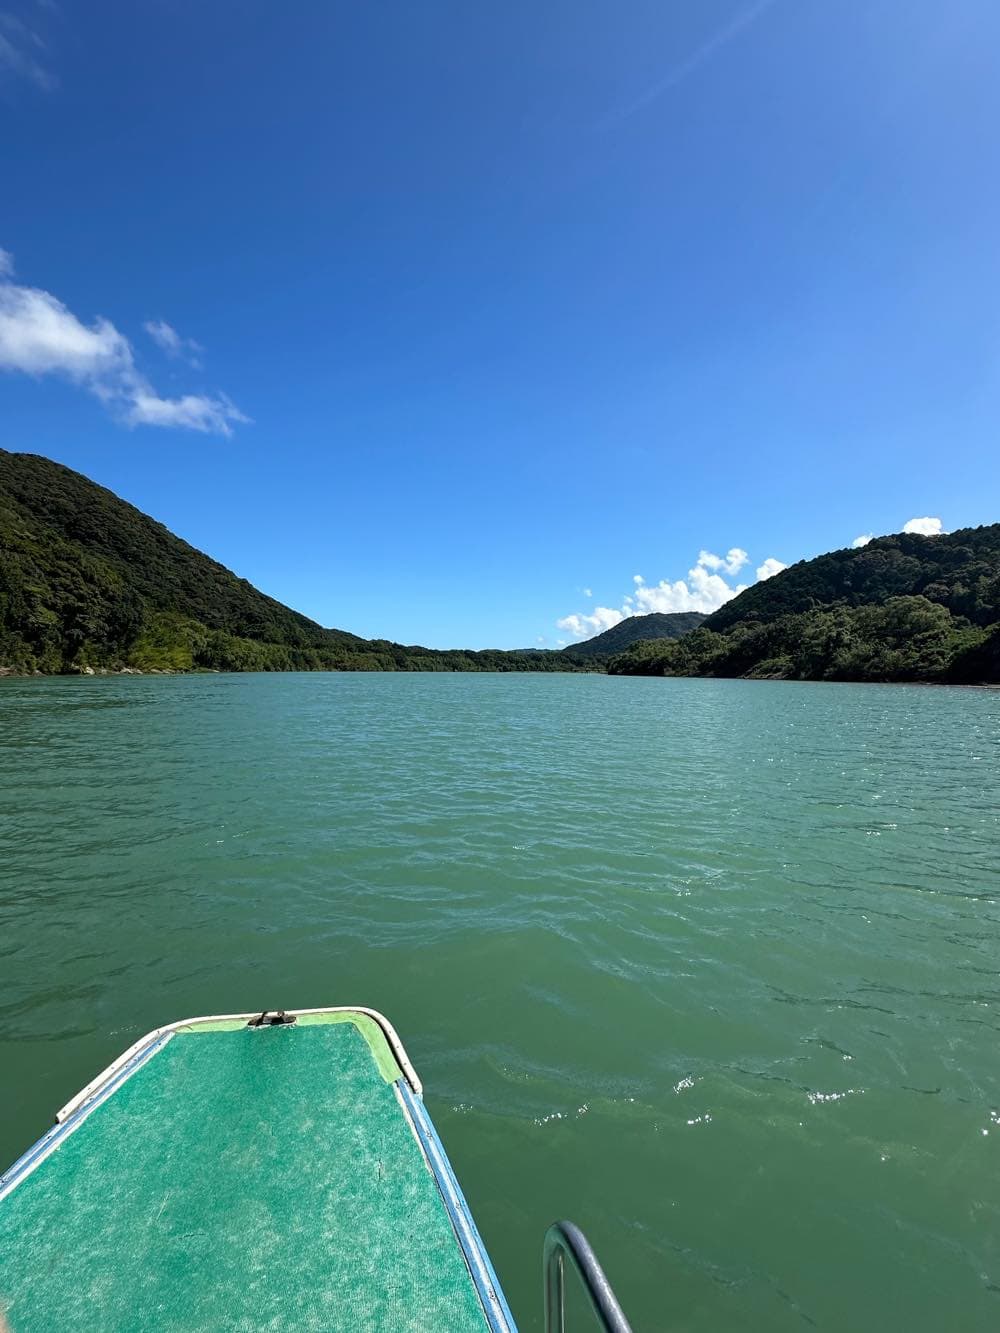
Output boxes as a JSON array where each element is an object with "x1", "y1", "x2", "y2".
[{"x1": 2, "y1": 672, "x2": 999, "y2": 1330}]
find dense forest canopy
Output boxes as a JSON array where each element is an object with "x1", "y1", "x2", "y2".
[
  {"x1": 609, "y1": 528, "x2": 1000, "y2": 685},
  {"x1": 0, "y1": 451, "x2": 593, "y2": 675},
  {"x1": 704, "y1": 528, "x2": 1000, "y2": 631}
]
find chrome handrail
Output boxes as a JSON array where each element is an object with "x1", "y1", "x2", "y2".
[{"x1": 543, "y1": 1220, "x2": 633, "y2": 1333}]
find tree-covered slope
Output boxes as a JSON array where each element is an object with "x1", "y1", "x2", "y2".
[
  {"x1": 0, "y1": 451, "x2": 589, "y2": 675},
  {"x1": 608, "y1": 527, "x2": 1000, "y2": 685},
  {"x1": 704, "y1": 528, "x2": 1000, "y2": 631},
  {"x1": 0, "y1": 451, "x2": 366, "y2": 663},
  {"x1": 565, "y1": 612, "x2": 705, "y2": 660}
]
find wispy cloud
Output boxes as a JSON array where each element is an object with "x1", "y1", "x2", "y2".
[
  {"x1": 0, "y1": 11, "x2": 55, "y2": 91},
  {"x1": 603, "y1": 0, "x2": 779, "y2": 126},
  {"x1": 0, "y1": 11, "x2": 43, "y2": 46},
  {"x1": 144, "y1": 318, "x2": 204, "y2": 370},
  {"x1": 0, "y1": 248, "x2": 248, "y2": 436}
]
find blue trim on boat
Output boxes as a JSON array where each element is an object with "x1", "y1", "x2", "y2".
[
  {"x1": 399, "y1": 1079, "x2": 518, "y2": 1333},
  {"x1": 0, "y1": 1033, "x2": 172, "y2": 1202}
]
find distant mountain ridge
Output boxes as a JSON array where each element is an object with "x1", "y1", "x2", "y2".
[
  {"x1": 0, "y1": 451, "x2": 590, "y2": 675},
  {"x1": 565, "y1": 612, "x2": 705, "y2": 660},
  {"x1": 608, "y1": 527, "x2": 1000, "y2": 684}
]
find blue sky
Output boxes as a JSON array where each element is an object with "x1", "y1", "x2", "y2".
[{"x1": 1, "y1": 1, "x2": 998, "y2": 648}]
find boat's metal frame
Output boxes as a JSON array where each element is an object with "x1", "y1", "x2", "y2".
[
  {"x1": 56, "y1": 1005, "x2": 422, "y2": 1121},
  {"x1": 544, "y1": 1220, "x2": 633, "y2": 1333},
  {"x1": 397, "y1": 1078, "x2": 516, "y2": 1333}
]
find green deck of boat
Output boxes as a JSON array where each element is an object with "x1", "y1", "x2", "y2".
[{"x1": 0, "y1": 1018, "x2": 492, "y2": 1332}]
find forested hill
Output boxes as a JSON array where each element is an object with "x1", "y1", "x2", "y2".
[
  {"x1": 608, "y1": 526, "x2": 1000, "y2": 685},
  {"x1": 565, "y1": 612, "x2": 705, "y2": 660},
  {"x1": 705, "y1": 528, "x2": 1000, "y2": 632},
  {"x1": 0, "y1": 451, "x2": 589, "y2": 675}
]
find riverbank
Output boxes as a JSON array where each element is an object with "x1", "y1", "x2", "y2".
[{"x1": 0, "y1": 664, "x2": 179, "y2": 678}]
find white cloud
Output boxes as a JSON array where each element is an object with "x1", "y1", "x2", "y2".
[
  {"x1": 852, "y1": 519, "x2": 945, "y2": 543},
  {"x1": 0, "y1": 249, "x2": 247, "y2": 436},
  {"x1": 556, "y1": 606, "x2": 625, "y2": 639},
  {"x1": 635, "y1": 564, "x2": 749, "y2": 615},
  {"x1": 0, "y1": 283, "x2": 133, "y2": 381},
  {"x1": 697, "y1": 547, "x2": 748, "y2": 577},
  {"x1": 583, "y1": 587, "x2": 592, "y2": 598},
  {"x1": 556, "y1": 546, "x2": 768, "y2": 639},
  {"x1": 755, "y1": 557, "x2": 787, "y2": 581},
  {"x1": 144, "y1": 318, "x2": 204, "y2": 369},
  {"x1": 0, "y1": 248, "x2": 13, "y2": 278},
  {"x1": 903, "y1": 516, "x2": 944, "y2": 537},
  {"x1": 556, "y1": 544, "x2": 798, "y2": 640}
]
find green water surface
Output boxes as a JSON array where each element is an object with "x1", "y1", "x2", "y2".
[{"x1": 1, "y1": 673, "x2": 999, "y2": 1331}]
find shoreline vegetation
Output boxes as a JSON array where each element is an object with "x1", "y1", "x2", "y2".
[
  {"x1": 2, "y1": 666, "x2": 998, "y2": 691},
  {"x1": 2, "y1": 449, "x2": 998, "y2": 685}
]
